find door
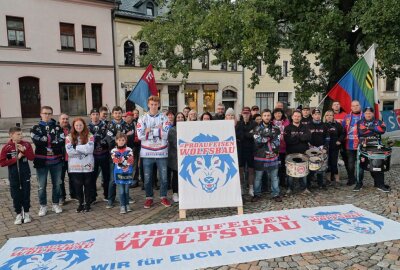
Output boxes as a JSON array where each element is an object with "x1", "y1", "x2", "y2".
[{"x1": 19, "y1": 77, "x2": 41, "y2": 118}]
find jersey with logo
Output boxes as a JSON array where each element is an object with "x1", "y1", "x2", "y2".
[{"x1": 342, "y1": 112, "x2": 363, "y2": 150}]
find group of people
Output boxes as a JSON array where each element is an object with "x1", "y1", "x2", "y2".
[{"x1": 0, "y1": 95, "x2": 390, "y2": 225}]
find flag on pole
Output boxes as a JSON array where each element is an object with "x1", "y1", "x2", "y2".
[
  {"x1": 328, "y1": 44, "x2": 380, "y2": 119},
  {"x1": 127, "y1": 64, "x2": 158, "y2": 111}
]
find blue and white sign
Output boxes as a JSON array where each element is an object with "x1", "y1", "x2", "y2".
[
  {"x1": 381, "y1": 110, "x2": 400, "y2": 132},
  {"x1": 177, "y1": 120, "x2": 242, "y2": 210}
]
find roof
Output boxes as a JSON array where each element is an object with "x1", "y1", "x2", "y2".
[{"x1": 115, "y1": 0, "x2": 166, "y2": 20}]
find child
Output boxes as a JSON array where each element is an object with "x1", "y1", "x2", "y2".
[
  {"x1": 111, "y1": 132, "x2": 134, "y2": 214},
  {"x1": 0, "y1": 127, "x2": 34, "y2": 224}
]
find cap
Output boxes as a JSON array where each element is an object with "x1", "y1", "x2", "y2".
[
  {"x1": 296, "y1": 105, "x2": 303, "y2": 110},
  {"x1": 125, "y1": 111, "x2": 134, "y2": 117},
  {"x1": 90, "y1": 108, "x2": 99, "y2": 114},
  {"x1": 242, "y1": 107, "x2": 251, "y2": 114},
  {"x1": 363, "y1": 106, "x2": 374, "y2": 113},
  {"x1": 225, "y1": 108, "x2": 235, "y2": 116},
  {"x1": 312, "y1": 108, "x2": 321, "y2": 114},
  {"x1": 302, "y1": 104, "x2": 310, "y2": 110},
  {"x1": 251, "y1": 105, "x2": 259, "y2": 111}
]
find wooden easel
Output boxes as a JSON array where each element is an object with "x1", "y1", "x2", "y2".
[{"x1": 179, "y1": 206, "x2": 244, "y2": 219}]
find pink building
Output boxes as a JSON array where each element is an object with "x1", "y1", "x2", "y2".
[{"x1": 0, "y1": 0, "x2": 116, "y2": 129}]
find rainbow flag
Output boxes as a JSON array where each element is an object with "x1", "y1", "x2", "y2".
[{"x1": 328, "y1": 44, "x2": 380, "y2": 119}]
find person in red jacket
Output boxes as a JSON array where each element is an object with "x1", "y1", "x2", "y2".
[{"x1": 0, "y1": 127, "x2": 34, "y2": 225}]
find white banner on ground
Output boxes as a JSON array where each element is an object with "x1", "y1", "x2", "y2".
[
  {"x1": 1, "y1": 204, "x2": 400, "y2": 270},
  {"x1": 177, "y1": 120, "x2": 242, "y2": 210}
]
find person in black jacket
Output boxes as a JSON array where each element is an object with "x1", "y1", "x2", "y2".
[
  {"x1": 284, "y1": 110, "x2": 311, "y2": 194},
  {"x1": 307, "y1": 108, "x2": 330, "y2": 190},
  {"x1": 30, "y1": 106, "x2": 65, "y2": 217},
  {"x1": 236, "y1": 107, "x2": 256, "y2": 196},
  {"x1": 324, "y1": 110, "x2": 344, "y2": 186}
]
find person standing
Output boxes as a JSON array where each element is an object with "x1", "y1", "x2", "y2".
[
  {"x1": 0, "y1": 127, "x2": 35, "y2": 224},
  {"x1": 188, "y1": 110, "x2": 198, "y2": 121},
  {"x1": 272, "y1": 108, "x2": 290, "y2": 187},
  {"x1": 99, "y1": 106, "x2": 109, "y2": 124},
  {"x1": 252, "y1": 109, "x2": 282, "y2": 202},
  {"x1": 30, "y1": 106, "x2": 64, "y2": 216},
  {"x1": 214, "y1": 103, "x2": 226, "y2": 120},
  {"x1": 284, "y1": 110, "x2": 311, "y2": 194},
  {"x1": 88, "y1": 108, "x2": 109, "y2": 203},
  {"x1": 168, "y1": 112, "x2": 186, "y2": 203},
  {"x1": 342, "y1": 100, "x2": 363, "y2": 186},
  {"x1": 182, "y1": 107, "x2": 191, "y2": 119},
  {"x1": 65, "y1": 118, "x2": 94, "y2": 212},
  {"x1": 332, "y1": 100, "x2": 348, "y2": 170},
  {"x1": 124, "y1": 111, "x2": 137, "y2": 188},
  {"x1": 132, "y1": 109, "x2": 142, "y2": 186},
  {"x1": 250, "y1": 106, "x2": 260, "y2": 120},
  {"x1": 300, "y1": 105, "x2": 312, "y2": 126},
  {"x1": 137, "y1": 96, "x2": 172, "y2": 208},
  {"x1": 58, "y1": 113, "x2": 72, "y2": 205}
]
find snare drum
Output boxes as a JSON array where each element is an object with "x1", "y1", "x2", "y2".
[
  {"x1": 286, "y1": 154, "x2": 309, "y2": 177},
  {"x1": 359, "y1": 145, "x2": 392, "y2": 172},
  {"x1": 306, "y1": 148, "x2": 327, "y2": 172},
  {"x1": 309, "y1": 156, "x2": 323, "y2": 171}
]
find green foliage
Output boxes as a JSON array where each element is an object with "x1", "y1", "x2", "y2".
[{"x1": 136, "y1": 0, "x2": 400, "y2": 104}]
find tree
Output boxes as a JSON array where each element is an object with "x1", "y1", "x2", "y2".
[{"x1": 136, "y1": 0, "x2": 400, "y2": 104}]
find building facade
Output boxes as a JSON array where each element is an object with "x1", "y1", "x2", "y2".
[
  {"x1": 0, "y1": 0, "x2": 116, "y2": 128},
  {"x1": 114, "y1": 0, "x2": 244, "y2": 115}
]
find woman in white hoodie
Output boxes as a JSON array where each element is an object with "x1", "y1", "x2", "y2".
[{"x1": 65, "y1": 118, "x2": 94, "y2": 213}]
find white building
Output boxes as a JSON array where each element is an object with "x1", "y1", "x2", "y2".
[{"x1": 0, "y1": 0, "x2": 116, "y2": 129}]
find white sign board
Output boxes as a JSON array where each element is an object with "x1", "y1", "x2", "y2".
[
  {"x1": 177, "y1": 120, "x2": 243, "y2": 210},
  {"x1": 1, "y1": 205, "x2": 400, "y2": 270}
]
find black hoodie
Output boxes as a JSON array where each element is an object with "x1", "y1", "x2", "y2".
[{"x1": 284, "y1": 123, "x2": 311, "y2": 154}]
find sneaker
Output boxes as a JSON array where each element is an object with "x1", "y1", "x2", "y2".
[
  {"x1": 52, "y1": 204, "x2": 63, "y2": 214},
  {"x1": 59, "y1": 199, "x2": 65, "y2": 206},
  {"x1": 120, "y1": 206, "x2": 127, "y2": 214},
  {"x1": 302, "y1": 188, "x2": 311, "y2": 195},
  {"x1": 23, "y1": 213, "x2": 31, "y2": 223},
  {"x1": 251, "y1": 196, "x2": 261, "y2": 202},
  {"x1": 172, "y1": 193, "x2": 179, "y2": 203},
  {"x1": 248, "y1": 185, "x2": 254, "y2": 197},
  {"x1": 273, "y1": 196, "x2": 283, "y2": 202},
  {"x1": 126, "y1": 205, "x2": 132, "y2": 212},
  {"x1": 144, "y1": 198, "x2": 153, "y2": 209},
  {"x1": 14, "y1": 214, "x2": 22, "y2": 225},
  {"x1": 353, "y1": 183, "x2": 363, "y2": 192},
  {"x1": 76, "y1": 205, "x2": 84, "y2": 213},
  {"x1": 102, "y1": 198, "x2": 108, "y2": 202},
  {"x1": 285, "y1": 189, "x2": 292, "y2": 196},
  {"x1": 38, "y1": 206, "x2": 47, "y2": 217},
  {"x1": 377, "y1": 186, "x2": 390, "y2": 193},
  {"x1": 106, "y1": 201, "x2": 114, "y2": 209},
  {"x1": 129, "y1": 199, "x2": 136, "y2": 204},
  {"x1": 84, "y1": 204, "x2": 91, "y2": 212},
  {"x1": 160, "y1": 198, "x2": 171, "y2": 207}
]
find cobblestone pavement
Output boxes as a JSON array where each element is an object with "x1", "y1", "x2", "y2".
[{"x1": 0, "y1": 166, "x2": 399, "y2": 270}]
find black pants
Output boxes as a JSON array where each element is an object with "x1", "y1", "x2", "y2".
[
  {"x1": 370, "y1": 171, "x2": 384, "y2": 187},
  {"x1": 171, "y1": 169, "x2": 178, "y2": 193},
  {"x1": 10, "y1": 176, "x2": 30, "y2": 214},
  {"x1": 133, "y1": 146, "x2": 141, "y2": 181},
  {"x1": 328, "y1": 145, "x2": 340, "y2": 175},
  {"x1": 346, "y1": 150, "x2": 360, "y2": 184},
  {"x1": 61, "y1": 161, "x2": 75, "y2": 200},
  {"x1": 92, "y1": 156, "x2": 110, "y2": 200},
  {"x1": 278, "y1": 153, "x2": 286, "y2": 187},
  {"x1": 72, "y1": 172, "x2": 92, "y2": 206}
]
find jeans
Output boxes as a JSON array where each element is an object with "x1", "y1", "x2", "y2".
[
  {"x1": 287, "y1": 176, "x2": 307, "y2": 191},
  {"x1": 254, "y1": 167, "x2": 280, "y2": 197},
  {"x1": 142, "y1": 158, "x2": 168, "y2": 198},
  {"x1": 71, "y1": 172, "x2": 92, "y2": 206},
  {"x1": 92, "y1": 156, "x2": 110, "y2": 200},
  {"x1": 118, "y1": 184, "x2": 130, "y2": 207},
  {"x1": 347, "y1": 150, "x2": 364, "y2": 184},
  {"x1": 36, "y1": 162, "x2": 62, "y2": 206}
]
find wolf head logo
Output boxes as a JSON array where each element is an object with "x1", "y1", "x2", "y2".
[
  {"x1": 0, "y1": 239, "x2": 93, "y2": 270},
  {"x1": 179, "y1": 134, "x2": 237, "y2": 193}
]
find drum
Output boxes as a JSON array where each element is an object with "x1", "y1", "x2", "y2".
[
  {"x1": 309, "y1": 156, "x2": 323, "y2": 171},
  {"x1": 359, "y1": 145, "x2": 392, "y2": 172},
  {"x1": 286, "y1": 154, "x2": 309, "y2": 177}
]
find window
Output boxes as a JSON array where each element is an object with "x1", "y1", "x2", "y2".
[
  {"x1": 278, "y1": 92, "x2": 289, "y2": 105},
  {"x1": 256, "y1": 60, "x2": 262, "y2": 75},
  {"x1": 125, "y1": 90, "x2": 135, "y2": 112},
  {"x1": 282, "y1": 60, "x2": 288, "y2": 77},
  {"x1": 184, "y1": 90, "x2": 198, "y2": 111},
  {"x1": 201, "y1": 51, "x2": 209, "y2": 70},
  {"x1": 221, "y1": 61, "x2": 227, "y2": 71},
  {"x1": 230, "y1": 61, "x2": 237, "y2": 71},
  {"x1": 222, "y1": 90, "x2": 237, "y2": 99},
  {"x1": 59, "y1": 83, "x2": 86, "y2": 115},
  {"x1": 203, "y1": 90, "x2": 216, "y2": 112},
  {"x1": 6, "y1": 16, "x2": 25, "y2": 47},
  {"x1": 146, "y1": 2, "x2": 154, "y2": 16},
  {"x1": 386, "y1": 76, "x2": 395, "y2": 91},
  {"x1": 256, "y1": 92, "x2": 274, "y2": 110},
  {"x1": 383, "y1": 101, "x2": 394, "y2": 111},
  {"x1": 91, "y1": 84, "x2": 102, "y2": 111},
  {"x1": 82, "y1": 25, "x2": 97, "y2": 52},
  {"x1": 60, "y1": 23, "x2": 75, "y2": 50},
  {"x1": 124, "y1": 41, "x2": 135, "y2": 66},
  {"x1": 168, "y1": 86, "x2": 178, "y2": 113},
  {"x1": 139, "y1": 42, "x2": 149, "y2": 67}
]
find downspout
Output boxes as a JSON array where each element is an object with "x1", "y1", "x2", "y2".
[
  {"x1": 111, "y1": 1, "x2": 119, "y2": 106},
  {"x1": 242, "y1": 65, "x2": 245, "y2": 108}
]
